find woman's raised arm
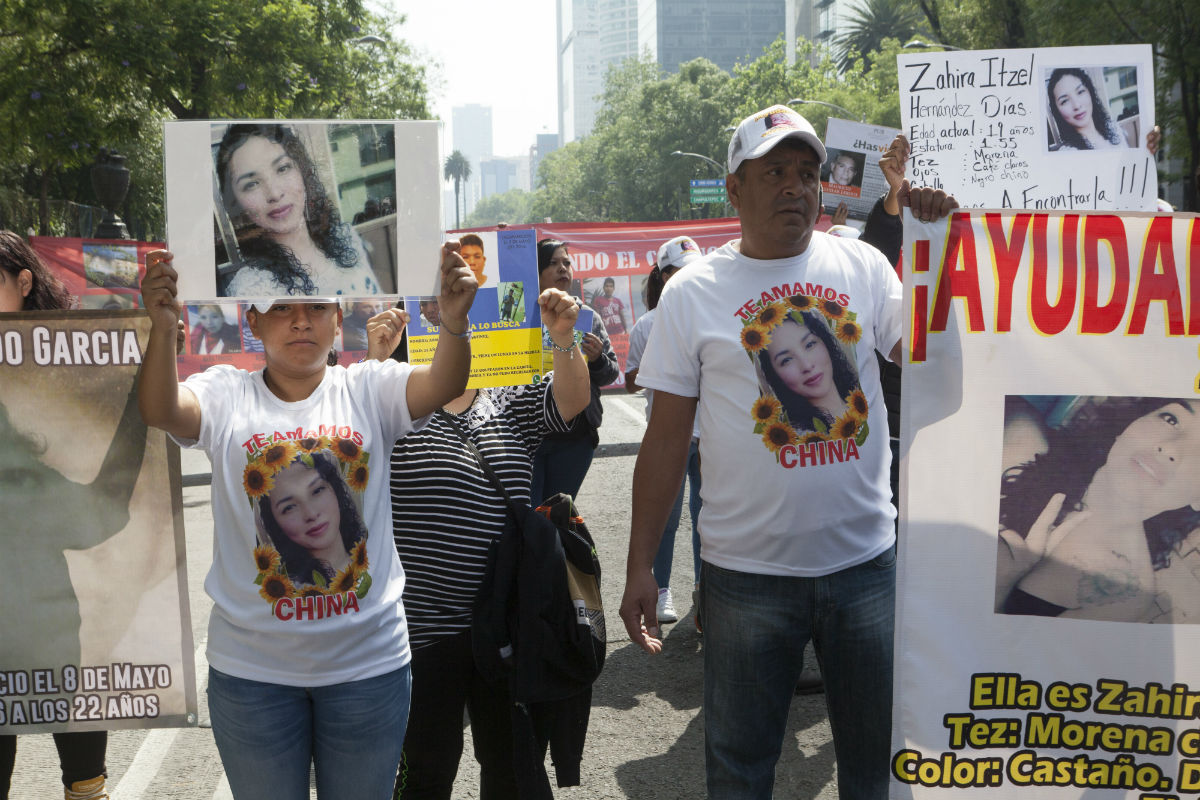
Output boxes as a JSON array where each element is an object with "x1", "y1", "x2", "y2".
[{"x1": 137, "y1": 250, "x2": 202, "y2": 440}]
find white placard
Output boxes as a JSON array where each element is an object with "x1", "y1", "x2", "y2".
[
  {"x1": 165, "y1": 120, "x2": 443, "y2": 303},
  {"x1": 821, "y1": 118, "x2": 902, "y2": 220},
  {"x1": 898, "y1": 45, "x2": 1156, "y2": 212}
]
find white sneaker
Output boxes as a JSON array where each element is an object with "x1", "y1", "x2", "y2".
[{"x1": 657, "y1": 588, "x2": 679, "y2": 623}]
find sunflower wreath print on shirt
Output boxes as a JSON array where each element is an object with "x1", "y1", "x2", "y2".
[
  {"x1": 741, "y1": 294, "x2": 869, "y2": 462},
  {"x1": 243, "y1": 435, "x2": 373, "y2": 611}
]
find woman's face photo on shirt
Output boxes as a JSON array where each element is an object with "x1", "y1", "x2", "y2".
[
  {"x1": 766, "y1": 317, "x2": 837, "y2": 405},
  {"x1": 225, "y1": 135, "x2": 308, "y2": 237},
  {"x1": 268, "y1": 461, "x2": 343, "y2": 560}
]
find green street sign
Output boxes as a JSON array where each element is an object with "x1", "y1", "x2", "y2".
[{"x1": 689, "y1": 188, "x2": 727, "y2": 203}]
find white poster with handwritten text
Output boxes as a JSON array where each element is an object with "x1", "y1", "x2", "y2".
[{"x1": 898, "y1": 45, "x2": 1155, "y2": 212}]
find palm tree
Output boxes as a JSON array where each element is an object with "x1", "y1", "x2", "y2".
[
  {"x1": 837, "y1": 0, "x2": 926, "y2": 72},
  {"x1": 443, "y1": 150, "x2": 472, "y2": 229}
]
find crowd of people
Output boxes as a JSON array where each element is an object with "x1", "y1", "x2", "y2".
[{"x1": 2, "y1": 97, "x2": 1187, "y2": 800}]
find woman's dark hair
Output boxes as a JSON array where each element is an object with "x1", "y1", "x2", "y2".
[
  {"x1": 216, "y1": 124, "x2": 359, "y2": 294},
  {"x1": 645, "y1": 266, "x2": 668, "y2": 311},
  {"x1": 758, "y1": 310, "x2": 859, "y2": 431},
  {"x1": 1000, "y1": 397, "x2": 1200, "y2": 570},
  {"x1": 537, "y1": 238, "x2": 567, "y2": 272},
  {"x1": 0, "y1": 230, "x2": 73, "y2": 311},
  {"x1": 1047, "y1": 68, "x2": 1121, "y2": 150},
  {"x1": 259, "y1": 453, "x2": 367, "y2": 586}
]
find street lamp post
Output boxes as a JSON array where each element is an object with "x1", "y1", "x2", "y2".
[
  {"x1": 670, "y1": 150, "x2": 729, "y2": 219},
  {"x1": 786, "y1": 98, "x2": 865, "y2": 123}
]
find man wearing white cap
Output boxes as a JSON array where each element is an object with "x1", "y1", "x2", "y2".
[
  {"x1": 625, "y1": 235, "x2": 704, "y2": 628},
  {"x1": 619, "y1": 105, "x2": 956, "y2": 799}
]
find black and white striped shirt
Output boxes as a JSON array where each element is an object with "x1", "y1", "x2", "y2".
[{"x1": 390, "y1": 378, "x2": 570, "y2": 649}]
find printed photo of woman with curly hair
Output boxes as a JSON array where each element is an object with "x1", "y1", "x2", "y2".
[
  {"x1": 996, "y1": 395, "x2": 1200, "y2": 623},
  {"x1": 254, "y1": 449, "x2": 368, "y2": 591},
  {"x1": 758, "y1": 309, "x2": 861, "y2": 436},
  {"x1": 1045, "y1": 67, "x2": 1137, "y2": 152},
  {"x1": 213, "y1": 123, "x2": 383, "y2": 298}
]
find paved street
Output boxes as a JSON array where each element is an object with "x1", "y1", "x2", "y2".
[{"x1": 11, "y1": 391, "x2": 836, "y2": 799}]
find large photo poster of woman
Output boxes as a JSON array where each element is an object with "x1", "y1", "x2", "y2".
[
  {"x1": 0, "y1": 311, "x2": 196, "y2": 734},
  {"x1": 165, "y1": 120, "x2": 442, "y2": 303}
]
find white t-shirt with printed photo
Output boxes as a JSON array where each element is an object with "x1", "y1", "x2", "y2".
[
  {"x1": 175, "y1": 361, "x2": 424, "y2": 686},
  {"x1": 637, "y1": 233, "x2": 902, "y2": 577}
]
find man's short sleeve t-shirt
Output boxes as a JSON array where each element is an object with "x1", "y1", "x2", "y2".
[
  {"x1": 176, "y1": 361, "x2": 422, "y2": 686},
  {"x1": 637, "y1": 233, "x2": 902, "y2": 577}
]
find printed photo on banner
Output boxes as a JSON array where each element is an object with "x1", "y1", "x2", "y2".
[
  {"x1": 891, "y1": 210, "x2": 1200, "y2": 799},
  {"x1": 897, "y1": 43, "x2": 1156, "y2": 211},
  {"x1": 584, "y1": 275, "x2": 632, "y2": 336},
  {"x1": 0, "y1": 311, "x2": 196, "y2": 734},
  {"x1": 164, "y1": 119, "x2": 443, "y2": 303},
  {"x1": 819, "y1": 118, "x2": 902, "y2": 220},
  {"x1": 997, "y1": 395, "x2": 1200, "y2": 624}
]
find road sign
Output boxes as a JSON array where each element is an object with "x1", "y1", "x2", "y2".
[
  {"x1": 689, "y1": 187, "x2": 727, "y2": 203},
  {"x1": 689, "y1": 178, "x2": 725, "y2": 188}
]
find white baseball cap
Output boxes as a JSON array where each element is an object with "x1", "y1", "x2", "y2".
[
  {"x1": 656, "y1": 236, "x2": 702, "y2": 270},
  {"x1": 727, "y1": 105, "x2": 827, "y2": 174}
]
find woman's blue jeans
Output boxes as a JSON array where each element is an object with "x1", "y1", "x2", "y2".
[
  {"x1": 702, "y1": 546, "x2": 896, "y2": 800},
  {"x1": 652, "y1": 438, "x2": 702, "y2": 587},
  {"x1": 207, "y1": 664, "x2": 411, "y2": 800}
]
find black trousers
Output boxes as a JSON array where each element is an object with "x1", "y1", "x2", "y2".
[
  {"x1": 394, "y1": 631, "x2": 517, "y2": 800},
  {"x1": 0, "y1": 730, "x2": 107, "y2": 797}
]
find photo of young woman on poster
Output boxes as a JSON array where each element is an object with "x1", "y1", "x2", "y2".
[
  {"x1": 996, "y1": 395, "x2": 1200, "y2": 623},
  {"x1": 212, "y1": 123, "x2": 383, "y2": 298},
  {"x1": 1044, "y1": 67, "x2": 1138, "y2": 152}
]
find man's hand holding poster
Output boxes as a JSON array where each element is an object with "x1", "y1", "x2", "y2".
[{"x1": 0, "y1": 311, "x2": 196, "y2": 733}]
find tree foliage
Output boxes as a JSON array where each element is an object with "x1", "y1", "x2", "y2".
[
  {"x1": 0, "y1": 0, "x2": 431, "y2": 236},
  {"x1": 837, "y1": 0, "x2": 927, "y2": 72},
  {"x1": 528, "y1": 39, "x2": 904, "y2": 223},
  {"x1": 464, "y1": 188, "x2": 533, "y2": 228}
]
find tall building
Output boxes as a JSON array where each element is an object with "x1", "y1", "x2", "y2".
[
  {"x1": 558, "y1": 0, "x2": 639, "y2": 143},
  {"x1": 451, "y1": 104, "x2": 493, "y2": 216},
  {"x1": 529, "y1": 133, "x2": 561, "y2": 189},
  {"x1": 479, "y1": 157, "x2": 525, "y2": 198},
  {"x1": 785, "y1": 0, "x2": 856, "y2": 66},
  {"x1": 637, "y1": 0, "x2": 786, "y2": 73}
]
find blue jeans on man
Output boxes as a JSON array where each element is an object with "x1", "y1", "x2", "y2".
[{"x1": 701, "y1": 545, "x2": 896, "y2": 800}]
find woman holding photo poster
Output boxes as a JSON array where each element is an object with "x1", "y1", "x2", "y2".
[
  {"x1": 215, "y1": 123, "x2": 381, "y2": 298},
  {"x1": 1047, "y1": 68, "x2": 1132, "y2": 151},
  {"x1": 138, "y1": 241, "x2": 474, "y2": 799},
  {"x1": 997, "y1": 397, "x2": 1200, "y2": 622}
]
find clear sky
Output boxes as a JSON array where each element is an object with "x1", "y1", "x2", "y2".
[{"x1": 394, "y1": 0, "x2": 560, "y2": 159}]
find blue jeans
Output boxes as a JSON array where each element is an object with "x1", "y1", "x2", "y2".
[
  {"x1": 530, "y1": 436, "x2": 594, "y2": 504},
  {"x1": 652, "y1": 438, "x2": 703, "y2": 587},
  {"x1": 702, "y1": 546, "x2": 896, "y2": 800},
  {"x1": 208, "y1": 665, "x2": 411, "y2": 800}
]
